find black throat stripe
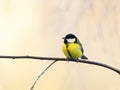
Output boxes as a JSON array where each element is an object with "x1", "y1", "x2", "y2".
[{"x1": 66, "y1": 44, "x2": 72, "y2": 58}]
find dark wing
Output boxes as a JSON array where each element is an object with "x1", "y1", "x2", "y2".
[
  {"x1": 77, "y1": 39, "x2": 84, "y2": 53},
  {"x1": 77, "y1": 38, "x2": 88, "y2": 59}
]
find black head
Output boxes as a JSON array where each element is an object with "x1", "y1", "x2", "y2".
[{"x1": 63, "y1": 34, "x2": 77, "y2": 44}]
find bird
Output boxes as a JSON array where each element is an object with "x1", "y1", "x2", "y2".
[{"x1": 62, "y1": 34, "x2": 88, "y2": 60}]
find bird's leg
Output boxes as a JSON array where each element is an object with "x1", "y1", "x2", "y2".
[
  {"x1": 67, "y1": 57, "x2": 74, "y2": 63},
  {"x1": 66, "y1": 57, "x2": 71, "y2": 63},
  {"x1": 75, "y1": 58, "x2": 79, "y2": 63},
  {"x1": 69, "y1": 58, "x2": 79, "y2": 63}
]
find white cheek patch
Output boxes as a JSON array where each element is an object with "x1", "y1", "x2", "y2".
[{"x1": 67, "y1": 38, "x2": 76, "y2": 43}]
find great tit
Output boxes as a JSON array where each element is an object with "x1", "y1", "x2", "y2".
[{"x1": 62, "y1": 34, "x2": 88, "y2": 60}]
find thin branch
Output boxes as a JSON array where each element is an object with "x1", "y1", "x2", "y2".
[
  {"x1": 30, "y1": 60, "x2": 57, "y2": 90},
  {"x1": 0, "y1": 55, "x2": 119, "y2": 75},
  {"x1": 0, "y1": 55, "x2": 120, "y2": 90}
]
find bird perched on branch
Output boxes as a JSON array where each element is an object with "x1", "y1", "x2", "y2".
[{"x1": 62, "y1": 34, "x2": 88, "y2": 60}]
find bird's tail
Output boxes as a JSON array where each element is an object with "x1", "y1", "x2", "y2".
[{"x1": 81, "y1": 55, "x2": 88, "y2": 60}]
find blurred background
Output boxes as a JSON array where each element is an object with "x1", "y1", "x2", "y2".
[{"x1": 0, "y1": 0, "x2": 120, "y2": 90}]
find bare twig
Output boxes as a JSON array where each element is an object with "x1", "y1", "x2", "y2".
[
  {"x1": 30, "y1": 60, "x2": 57, "y2": 90},
  {"x1": 0, "y1": 55, "x2": 119, "y2": 75},
  {"x1": 0, "y1": 55, "x2": 120, "y2": 90}
]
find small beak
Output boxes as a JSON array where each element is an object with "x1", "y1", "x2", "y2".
[{"x1": 62, "y1": 37, "x2": 65, "y2": 39}]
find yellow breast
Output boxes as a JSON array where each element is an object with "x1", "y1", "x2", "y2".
[{"x1": 62, "y1": 43, "x2": 83, "y2": 58}]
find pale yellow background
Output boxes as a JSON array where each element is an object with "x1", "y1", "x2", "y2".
[{"x1": 0, "y1": 0, "x2": 120, "y2": 90}]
